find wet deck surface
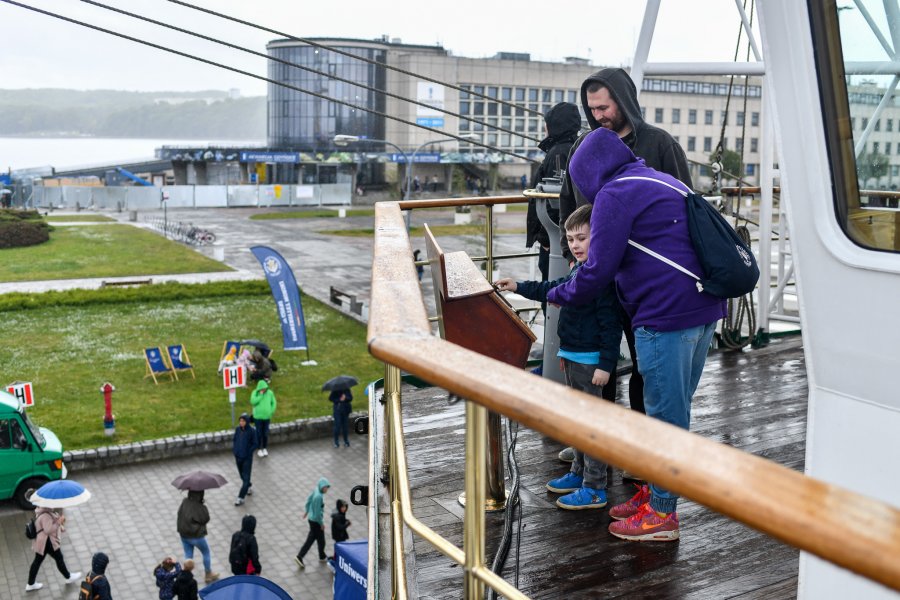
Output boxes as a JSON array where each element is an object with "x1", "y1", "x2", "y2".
[{"x1": 402, "y1": 336, "x2": 807, "y2": 599}]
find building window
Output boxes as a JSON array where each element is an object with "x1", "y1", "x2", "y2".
[
  {"x1": 488, "y1": 86, "x2": 498, "y2": 99},
  {"x1": 555, "y1": 90, "x2": 564, "y2": 102},
  {"x1": 736, "y1": 137, "x2": 743, "y2": 152},
  {"x1": 862, "y1": 117, "x2": 869, "y2": 129},
  {"x1": 502, "y1": 87, "x2": 512, "y2": 101},
  {"x1": 672, "y1": 108, "x2": 681, "y2": 124},
  {"x1": 705, "y1": 110, "x2": 713, "y2": 125},
  {"x1": 703, "y1": 137, "x2": 712, "y2": 152},
  {"x1": 751, "y1": 137, "x2": 758, "y2": 153},
  {"x1": 488, "y1": 103, "x2": 498, "y2": 116},
  {"x1": 737, "y1": 111, "x2": 745, "y2": 126},
  {"x1": 515, "y1": 88, "x2": 525, "y2": 102},
  {"x1": 542, "y1": 89, "x2": 552, "y2": 102},
  {"x1": 460, "y1": 102, "x2": 470, "y2": 114},
  {"x1": 687, "y1": 136, "x2": 696, "y2": 151},
  {"x1": 689, "y1": 109, "x2": 697, "y2": 124},
  {"x1": 568, "y1": 90, "x2": 577, "y2": 103},
  {"x1": 655, "y1": 108, "x2": 664, "y2": 123},
  {"x1": 641, "y1": 107, "x2": 646, "y2": 119},
  {"x1": 875, "y1": 119, "x2": 881, "y2": 131},
  {"x1": 887, "y1": 118, "x2": 893, "y2": 132},
  {"x1": 886, "y1": 142, "x2": 892, "y2": 155},
  {"x1": 746, "y1": 164, "x2": 756, "y2": 176},
  {"x1": 751, "y1": 112, "x2": 759, "y2": 126},
  {"x1": 529, "y1": 89, "x2": 539, "y2": 102},
  {"x1": 873, "y1": 141, "x2": 880, "y2": 153},
  {"x1": 474, "y1": 102, "x2": 484, "y2": 115},
  {"x1": 721, "y1": 111, "x2": 728, "y2": 125}
]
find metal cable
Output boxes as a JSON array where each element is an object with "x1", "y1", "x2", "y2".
[
  {"x1": 165, "y1": 0, "x2": 545, "y2": 118},
  {"x1": 77, "y1": 0, "x2": 543, "y2": 146},
  {"x1": 720, "y1": 224, "x2": 757, "y2": 350},
  {"x1": 1, "y1": 0, "x2": 539, "y2": 163},
  {"x1": 488, "y1": 417, "x2": 522, "y2": 599}
]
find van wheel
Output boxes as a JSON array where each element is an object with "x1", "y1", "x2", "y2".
[{"x1": 14, "y1": 478, "x2": 45, "y2": 510}]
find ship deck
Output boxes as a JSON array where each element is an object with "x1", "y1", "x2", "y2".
[{"x1": 399, "y1": 335, "x2": 807, "y2": 599}]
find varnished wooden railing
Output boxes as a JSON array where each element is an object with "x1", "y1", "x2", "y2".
[{"x1": 367, "y1": 198, "x2": 900, "y2": 596}]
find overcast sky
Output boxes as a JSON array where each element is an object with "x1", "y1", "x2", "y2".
[{"x1": 0, "y1": 0, "x2": 764, "y2": 95}]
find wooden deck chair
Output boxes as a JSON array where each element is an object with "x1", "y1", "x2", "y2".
[
  {"x1": 220, "y1": 340, "x2": 241, "y2": 362},
  {"x1": 167, "y1": 344, "x2": 195, "y2": 380},
  {"x1": 144, "y1": 347, "x2": 175, "y2": 384}
]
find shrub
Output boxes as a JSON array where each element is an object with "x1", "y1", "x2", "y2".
[{"x1": 0, "y1": 221, "x2": 52, "y2": 248}]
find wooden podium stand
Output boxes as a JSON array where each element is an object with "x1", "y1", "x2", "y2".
[{"x1": 424, "y1": 225, "x2": 536, "y2": 510}]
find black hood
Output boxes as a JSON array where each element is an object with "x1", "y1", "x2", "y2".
[
  {"x1": 580, "y1": 67, "x2": 644, "y2": 134},
  {"x1": 538, "y1": 102, "x2": 582, "y2": 153},
  {"x1": 187, "y1": 490, "x2": 204, "y2": 502},
  {"x1": 92, "y1": 552, "x2": 110, "y2": 574},
  {"x1": 336, "y1": 498, "x2": 347, "y2": 510},
  {"x1": 241, "y1": 514, "x2": 257, "y2": 535}
]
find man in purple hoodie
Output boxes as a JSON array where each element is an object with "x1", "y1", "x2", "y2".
[{"x1": 546, "y1": 127, "x2": 726, "y2": 542}]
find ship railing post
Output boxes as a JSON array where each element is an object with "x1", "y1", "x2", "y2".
[
  {"x1": 463, "y1": 399, "x2": 487, "y2": 599},
  {"x1": 384, "y1": 364, "x2": 408, "y2": 599}
]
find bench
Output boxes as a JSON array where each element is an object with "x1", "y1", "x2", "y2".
[
  {"x1": 330, "y1": 286, "x2": 365, "y2": 316},
  {"x1": 101, "y1": 278, "x2": 153, "y2": 287}
]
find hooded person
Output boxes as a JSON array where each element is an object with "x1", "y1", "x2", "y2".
[
  {"x1": 294, "y1": 477, "x2": 331, "y2": 567},
  {"x1": 232, "y1": 413, "x2": 258, "y2": 506},
  {"x1": 331, "y1": 498, "x2": 351, "y2": 544},
  {"x1": 229, "y1": 515, "x2": 261, "y2": 576},
  {"x1": 546, "y1": 127, "x2": 725, "y2": 542},
  {"x1": 176, "y1": 490, "x2": 219, "y2": 584},
  {"x1": 250, "y1": 379, "x2": 276, "y2": 458},
  {"x1": 526, "y1": 101, "x2": 583, "y2": 283},
  {"x1": 84, "y1": 552, "x2": 113, "y2": 600},
  {"x1": 553, "y1": 67, "x2": 694, "y2": 436}
]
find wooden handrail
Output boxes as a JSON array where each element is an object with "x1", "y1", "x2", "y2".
[
  {"x1": 398, "y1": 194, "x2": 528, "y2": 210},
  {"x1": 368, "y1": 199, "x2": 900, "y2": 592}
]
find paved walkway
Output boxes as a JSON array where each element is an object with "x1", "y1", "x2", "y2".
[{"x1": 0, "y1": 436, "x2": 368, "y2": 599}]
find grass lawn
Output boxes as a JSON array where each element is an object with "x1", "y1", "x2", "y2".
[
  {"x1": 249, "y1": 208, "x2": 375, "y2": 220},
  {"x1": 0, "y1": 288, "x2": 382, "y2": 450},
  {"x1": 318, "y1": 224, "x2": 526, "y2": 237},
  {"x1": 0, "y1": 224, "x2": 230, "y2": 282},
  {"x1": 44, "y1": 215, "x2": 116, "y2": 222}
]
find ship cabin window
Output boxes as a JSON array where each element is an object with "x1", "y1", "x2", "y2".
[{"x1": 811, "y1": 1, "x2": 900, "y2": 252}]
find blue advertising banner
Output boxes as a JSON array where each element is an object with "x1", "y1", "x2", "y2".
[
  {"x1": 250, "y1": 246, "x2": 308, "y2": 351},
  {"x1": 334, "y1": 540, "x2": 367, "y2": 600},
  {"x1": 239, "y1": 151, "x2": 301, "y2": 163}
]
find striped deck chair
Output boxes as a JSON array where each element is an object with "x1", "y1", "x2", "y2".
[
  {"x1": 144, "y1": 347, "x2": 175, "y2": 384},
  {"x1": 167, "y1": 344, "x2": 195, "y2": 380}
]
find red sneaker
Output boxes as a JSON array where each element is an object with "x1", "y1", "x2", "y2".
[
  {"x1": 608, "y1": 484, "x2": 650, "y2": 521},
  {"x1": 608, "y1": 502, "x2": 679, "y2": 542}
]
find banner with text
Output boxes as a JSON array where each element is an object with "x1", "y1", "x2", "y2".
[{"x1": 250, "y1": 246, "x2": 309, "y2": 351}]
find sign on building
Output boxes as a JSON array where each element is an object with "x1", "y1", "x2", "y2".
[{"x1": 417, "y1": 82, "x2": 445, "y2": 128}]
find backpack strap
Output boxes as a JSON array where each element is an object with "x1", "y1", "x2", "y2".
[{"x1": 612, "y1": 176, "x2": 703, "y2": 291}]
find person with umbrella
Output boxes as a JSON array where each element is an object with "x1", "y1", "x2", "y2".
[
  {"x1": 323, "y1": 375, "x2": 357, "y2": 448},
  {"x1": 24, "y1": 481, "x2": 87, "y2": 592},
  {"x1": 174, "y1": 471, "x2": 224, "y2": 584}
]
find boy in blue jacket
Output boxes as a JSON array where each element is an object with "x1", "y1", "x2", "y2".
[{"x1": 496, "y1": 204, "x2": 622, "y2": 509}]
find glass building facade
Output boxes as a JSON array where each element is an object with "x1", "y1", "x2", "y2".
[{"x1": 267, "y1": 41, "x2": 387, "y2": 150}]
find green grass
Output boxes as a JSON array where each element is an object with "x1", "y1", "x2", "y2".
[
  {"x1": 44, "y1": 215, "x2": 116, "y2": 222},
  {"x1": 0, "y1": 286, "x2": 382, "y2": 450},
  {"x1": 0, "y1": 224, "x2": 230, "y2": 282},
  {"x1": 317, "y1": 224, "x2": 526, "y2": 237},
  {"x1": 249, "y1": 208, "x2": 375, "y2": 220}
]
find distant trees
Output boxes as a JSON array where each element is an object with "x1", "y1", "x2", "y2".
[{"x1": 857, "y1": 151, "x2": 890, "y2": 187}]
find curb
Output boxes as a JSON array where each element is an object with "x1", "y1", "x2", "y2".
[{"x1": 62, "y1": 411, "x2": 366, "y2": 473}]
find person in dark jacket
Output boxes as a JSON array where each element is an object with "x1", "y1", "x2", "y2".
[
  {"x1": 85, "y1": 552, "x2": 113, "y2": 600},
  {"x1": 232, "y1": 413, "x2": 258, "y2": 505},
  {"x1": 527, "y1": 102, "x2": 582, "y2": 284},
  {"x1": 153, "y1": 556, "x2": 181, "y2": 600},
  {"x1": 329, "y1": 388, "x2": 353, "y2": 448},
  {"x1": 229, "y1": 515, "x2": 262, "y2": 576},
  {"x1": 496, "y1": 204, "x2": 622, "y2": 510},
  {"x1": 176, "y1": 490, "x2": 219, "y2": 583},
  {"x1": 547, "y1": 128, "x2": 725, "y2": 541},
  {"x1": 331, "y1": 498, "x2": 351, "y2": 543},
  {"x1": 556, "y1": 67, "x2": 694, "y2": 432},
  {"x1": 172, "y1": 559, "x2": 198, "y2": 600}
]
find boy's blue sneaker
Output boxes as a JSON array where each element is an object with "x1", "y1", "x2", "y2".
[
  {"x1": 546, "y1": 472, "x2": 583, "y2": 493},
  {"x1": 556, "y1": 486, "x2": 608, "y2": 510}
]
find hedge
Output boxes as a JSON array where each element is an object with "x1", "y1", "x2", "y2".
[{"x1": 0, "y1": 209, "x2": 52, "y2": 248}]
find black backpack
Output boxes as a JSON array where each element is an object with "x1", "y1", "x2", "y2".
[
  {"x1": 25, "y1": 516, "x2": 37, "y2": 540},
  {"x1": 617, "y1": 176, "x2": 760, "y2": 298},
  {"x1": 78, "y1": 572, "x2": 104, "y2": 600},
  {"x1": 229, "y1": 533, "x2": 248, "y2": 574}
]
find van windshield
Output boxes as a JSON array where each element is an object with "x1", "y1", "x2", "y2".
[{"x1": 21, "y1": 412, "x2": 45, "y2": 448}]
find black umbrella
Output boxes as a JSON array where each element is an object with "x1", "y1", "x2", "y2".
[
  {"x1": 240, "y1": 339, "x2": 272, "y2": 357},
  {"x1": 171, "y1": 470, "x2": 228, "y2": 491},
  {"x1": 321, "y1": 375, "x2": 359, "y2": 392}
]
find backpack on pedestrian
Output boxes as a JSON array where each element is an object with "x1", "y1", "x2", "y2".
[
  {"x1": 228, "y1": 533, "x2": 249, "y2": 575},
  {"x1": 78, "y1": 572, "x2": 104, "y2": 600},
  {"x1": 617, "y1": 176, "x2": 760, "y2": 298},
  {"x1": 24, "y1": 516, "x2": 37, "y2": 539}
]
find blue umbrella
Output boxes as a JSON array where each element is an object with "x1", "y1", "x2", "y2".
[
  {"x1": 200, "y1": 575, "x2": 292, "y2": 600},
  {"x1": 30, "y1": 480, "x2": 92, "y2": 508}
]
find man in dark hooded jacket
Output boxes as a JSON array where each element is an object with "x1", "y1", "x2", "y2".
[
  {"x1": 84, "y1": 552, "x2": 113, "y2": 600},
  {"x1": 229, "y1": 515, "x2": 261, "y2": 575},
  {"x1": 556, "y1": 67, "x2": 693, "y2": 428},
  {"x1": 527, "y1": 101, "x2": 582, "y2": 282}
]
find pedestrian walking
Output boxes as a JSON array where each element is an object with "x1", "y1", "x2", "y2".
[
  {"x1": 176, "y1": 490, "x2": 219, "y2": 584},
  {"x1": 172, "y1": 559, "x2": 198, "y2": 600},
  {"x1": 229, "y1": 515, "x2": 262, "y2": 576},
  {"x1": 232, "y1": 413, "x2": 258, "y2": 505},
  {"x1": 413, "y1": 249, "x2": 425, "y2": 282},
  {"x1": 250, "y1": 379, "x2": 276, "y2": 458},
  {"x1": 294, "y1": 477, "x2": 331, "y2": 568},
  {"x1": 79, "y1": 552, "x2": 113, "y2": 600},
  {"x1": 152, "y1": 556, "x2": 181, "y2": 600},
  {"x1": 326, "y1": 498, "x2": 351, "y2": 570},
  {"x1": 25, "y1": 505, "x2": 82, "y2": 592},
  {"x1": 330, "y1": 388, "x2": 353, "y2": 448}
]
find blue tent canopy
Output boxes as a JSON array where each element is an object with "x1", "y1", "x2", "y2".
[
  {"x1": 334, "y1": 539, "x2": 368, "y2": 600},
  {"x1": 199, "y1": 575, "x2": 292, "y2": 600}
]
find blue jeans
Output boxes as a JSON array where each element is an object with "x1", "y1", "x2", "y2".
[
  {"x1": 180, "y1": 536, "x2": 212, "y2": 573},
  {"x1": 255, "y1": 419, "x2": 270, "y2": 450},
  {"x1": 235, "y1": 456, "x2": 253, "y2": 498},
  {"x1": 634, "y1": 321, "x2": 717, "y2": 514}
]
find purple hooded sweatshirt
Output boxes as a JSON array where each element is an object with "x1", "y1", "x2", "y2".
[{"x1": 547, "y1": 128, "x2": 726, "y2": 332}]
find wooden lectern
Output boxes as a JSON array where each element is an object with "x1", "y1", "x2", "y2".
[{"x1": 424, "y1": 224, "x2": 536, "y2": 510}]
